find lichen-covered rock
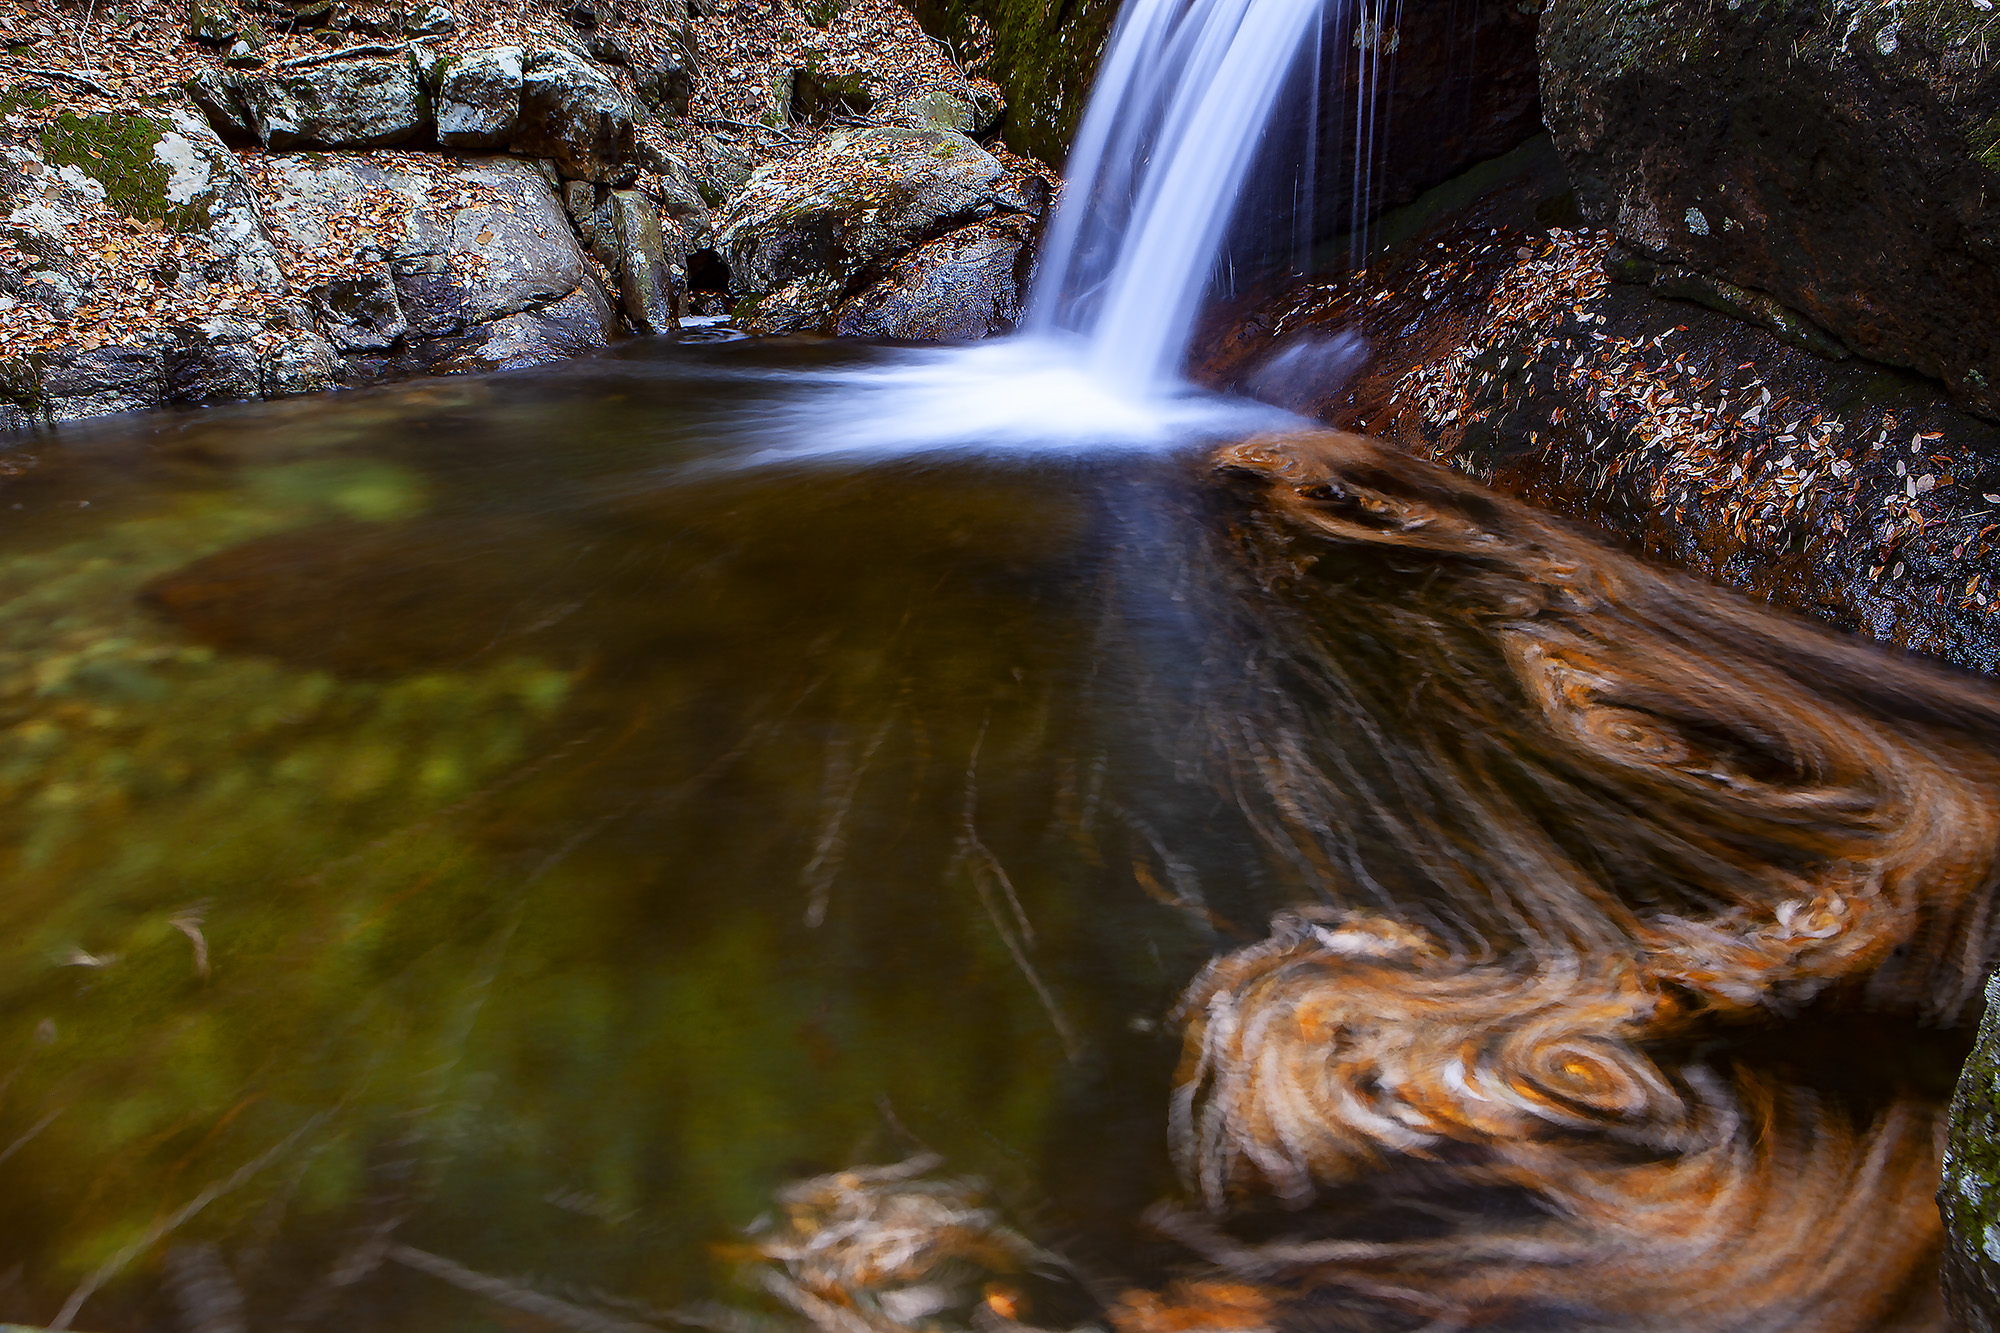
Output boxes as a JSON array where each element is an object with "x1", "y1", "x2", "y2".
[
  {"x1": 832, "y1": 214, "x2": 1028, "y2": 339},
  {"x1": 251, "y1": 153, "x2": 617, "y2": 376},
  {"x1": 512, "y1": 48, "x2": 638, "y2": 184},
  {"x1": 715, "y1": 125, "x2": 1015, "y2": 332},
  {"x1": 605, "y1": 188, "x2": 683, "y2": 333},
  {"x1": 0, "y1": 105, "x2": 301, "y2": 430},
  {"x1": 1541, "y1": 0, "x2": 2000, "y2": 420},
  {"x1": 1945, "y1": 972, "x2": 2000, "y2": 1329},
  {"x1": 435, "y1": 45, "x2": 524, "y2": 148},
  {"x1": 238, "y1": 52, "x2": 430, "y2": 148}
]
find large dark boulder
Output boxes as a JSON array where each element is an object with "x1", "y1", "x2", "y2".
[
  {"x1": 511, "y1": 48, "x2": 638, "y2": 184},
  {"x1": 1541, "y1": 0, "x2": 2000, "y2": 418}
]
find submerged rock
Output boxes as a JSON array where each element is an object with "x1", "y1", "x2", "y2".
[
  {"x1": 715, "y1": 125, "x2": 1016, "y2": 332},
  {"x1": 1542, "y1": 0, "x2": 2000, "y2": 419}
]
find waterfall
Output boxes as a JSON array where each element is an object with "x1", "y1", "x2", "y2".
[{"x1": 1028, "y1": 0, "x2": 1403, "y2": 394}]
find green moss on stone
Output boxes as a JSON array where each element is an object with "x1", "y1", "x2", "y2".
[{"x1": 37, "y1": 112, "x2": 208, "y2": 232}]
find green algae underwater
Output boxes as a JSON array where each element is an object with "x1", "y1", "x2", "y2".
[{"x1": 0, "y1": 338, "x2": 1290, "y2": 1331}]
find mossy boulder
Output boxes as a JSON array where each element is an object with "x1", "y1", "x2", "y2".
[{"x1": 1542, "y1": 0, "x2": 2000, "y2": 419}]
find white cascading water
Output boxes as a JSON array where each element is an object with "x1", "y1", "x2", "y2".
[
  {"x1": 1027, "y1": 0, "x2": 1334, "y2": 392},
  {"x1": 740, "y1": 0, "x2": 1402, "y2": 462}
]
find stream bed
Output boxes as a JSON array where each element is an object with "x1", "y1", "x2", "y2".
[{"x1": 0, "y1": 336, "x2": 1980, "y2": 1332}]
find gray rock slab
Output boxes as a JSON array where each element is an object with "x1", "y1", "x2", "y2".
[
  {"x1": 715, "y1": 126, "x2": 1010, "y2": 332},
  {"x1": 240, "y1": 54, "x2": 428, "y2": 149},
  {"x1": 436, "y1": 46, "x2": 524, "y2": 149},
  {"x1": 254, "y1": 154, "x2": 587, "y2": 326},
  {"x1": 833, "y1": 216, "x2": 1027, "y2": 341}
]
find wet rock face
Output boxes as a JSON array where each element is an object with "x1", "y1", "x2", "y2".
[
  {"x1": 833, "y1": 215, "x2": 1029, "y2": 339},
  {"x1": 1541, "y1": 0, "x2": 2000, "y2": 420},
  {"x1": 1191, "y1": 140, "x2": 2000, "y2": 675},
  {"x1": 715, "y1": 125, "x2": 1020, "y2": 332},
  {"x1": 1944, "y1": 973, "x2": 2000, "y2": 1331}
]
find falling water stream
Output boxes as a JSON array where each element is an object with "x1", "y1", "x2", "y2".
[{"x1": 0, "y1": 0, "x2": 1990, "y2": 1329}]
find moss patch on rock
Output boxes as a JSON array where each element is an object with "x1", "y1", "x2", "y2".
[{"x1": 36, "y1": 113, "x2": 205, "y2": 232}]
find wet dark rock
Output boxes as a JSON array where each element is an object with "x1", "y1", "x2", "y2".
[
  {"x1": 310, "y1": 262, "x2": 409, "y2": 352},
  {"x1": 166, "y1": 319, "x2": 264, "y2": 403},
  {"x1": 39, "y1": 343, "x2": 170, "y2": 423},
  {"x1": 606, "y1": 188, "x2": 683, "y2": 333},
  {"x1": 1542, "y1": 0, "x2": 2000, "y2": 420},
  {"x1": 833, "y1": 215, "x2": 1028, "y2": 340},
  {"x1": 434, "y1": 45, "x2": 524, "y2": 147},
  {"x1": 512, "y1": 47, "x2": 638, "y2": 183},
  {"x1": 716, "y1": 125, "x2": 1015, "y2": 332},
  {"x1": 1944, "y1": 973, "x2": 2000, "y2": 1331},
  {"x1": 238, "y1": 53, "x2": 428, "y2": 147},
  {"x1": 1604, "y1": 243, "x2": 1851, "y2": 361},
  {"x1": 1192, "y1": 137, "x2": 2000, "y2": 674}
]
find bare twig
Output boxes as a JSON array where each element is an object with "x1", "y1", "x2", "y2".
[
  {"x1": 277, "y1": 41, "x2": 411, "y2": 67},
  {"x1": 390, "y1": 1245, "x2": 664, "y2": 1333},
  {"x1": 20, "y1": 66, "x2": 114, "y2": 96},
  {"x1": 52, "y1": 1107, "x2": 338, "y2": 1329}
]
